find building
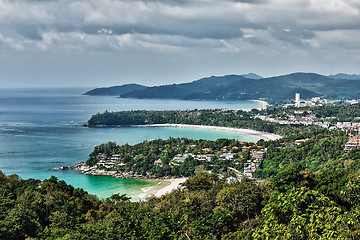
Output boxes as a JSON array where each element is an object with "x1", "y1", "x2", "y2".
[
  {"x1": 154, "y1": 159, "x2": 162, "y2": 165},
  {"x1": 250, "y1": 149, "x2": 267, "y2": 160},
  {"x1": 295, "y1": 93, "x2": 301, "y2": 107},
  {"x1": 219, "y1": 153, "x2": 234, "y2": 160},
  {"x1": 242, "y1": 146, "x2": 251, "y2": 151},
  {"x1": 202, "y1": 148, "x2": 212, "y2": 153},
  {"x1": 294, "y1": 138, "x2": 310, "y2": 145},
  {"x1": 344, "y1": 136, "x2": 360, "y2": 153}
]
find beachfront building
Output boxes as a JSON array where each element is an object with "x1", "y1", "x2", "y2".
[{"x1": 295, "y1": 93, "x2": 301, "y2": 107}]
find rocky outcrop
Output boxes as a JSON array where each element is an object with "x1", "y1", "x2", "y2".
[{"x1": 59, "y1": 162, "x2": 162, "y2": 179}]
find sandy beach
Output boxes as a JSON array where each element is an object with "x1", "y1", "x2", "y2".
[
  {"x1": 145, "y1": 124, "x2": 282, "y2": 141},
  {"x1": 250, "y1": 99, "x2": 269, "y2": 110},
  {"x1": 139, "y1": 178, "x2": 188, "y2": 200},
  {"x1": 153, "y1": 178, "x2": 187, "y2": 197}
]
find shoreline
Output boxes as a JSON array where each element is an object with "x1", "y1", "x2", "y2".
[
  {"x1": 144, "y1": 124, "x2": 282, "y2": 141},
  {"x1": 59, "y1": 163, "x2": 188, "y2": 200},
  {"x1": 140, "y1": 178, "x2": 188, "y2": 200},
  {"x1": 250, "y1": 99, "x2": 269, "y2": 111}
]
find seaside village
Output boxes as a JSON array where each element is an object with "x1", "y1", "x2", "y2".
[
  {"x1": 254, "y1": 92, "x2": 360, "y2": 130},
  {"x1": 72, "y1": 142, "x2": 269, "y2": 182}
]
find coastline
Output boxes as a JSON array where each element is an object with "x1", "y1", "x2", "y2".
[
  {"x1": 144, "y1": 124, "x2": 282, "y2": 141},
  {"x1": 153, "y1": 177, "x2": 187, "y2": 197},
  {"x1": 60, "y1": 162, "x2": 188, "y2": 200},
  {"x1": 250, "y1": 99, "x2": 269, "y2": 111},
  {"x1": 76, "y1": 101, "x2": 277, "y2": 200},
  {"x1": 140, "y1": 178, "x2": 188, "y2": 200}
]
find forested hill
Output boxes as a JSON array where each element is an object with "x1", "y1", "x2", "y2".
[
  {"x1": 83, "y1": 72, "x2": 360, "y2": 102},
  {"x1": 84, "y1": 83, "x2": 147, "y2": 96},
  {"x1": 86, "y1": 109, "x2": 322, "y2": 136}
]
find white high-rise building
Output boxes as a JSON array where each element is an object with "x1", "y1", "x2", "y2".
[{"x1": 295, "y1": 93, "x2": 301, "y2": 107}]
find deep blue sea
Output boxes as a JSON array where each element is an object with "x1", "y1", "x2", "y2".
[{"x1": 0, "y1": 88, "x2": 260, "y2": 200}]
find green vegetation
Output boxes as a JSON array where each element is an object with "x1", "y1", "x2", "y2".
[
  {"x1": 2, "y1": 129, "x2": 360, "y2": 239},
  {"x1": 86, "y1": 130, "x2": 360, "y2": 180},
  {"x1": 87, "y1": 109, "x2": 323, "y2": 136},
  {"x1": 1, "y1": 164, "x2": 360, "y2": 239},
  {"x1": 255, "y1": 131, "x2": 351, "y2": 178}
]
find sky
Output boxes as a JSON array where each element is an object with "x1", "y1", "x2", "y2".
[{"x1": 1, "y1": 0, "x2": 360, "y2": 88}]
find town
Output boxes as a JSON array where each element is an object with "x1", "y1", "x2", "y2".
[{"x1": 253, "y1": 92, "x2": 360, "y2": 130}]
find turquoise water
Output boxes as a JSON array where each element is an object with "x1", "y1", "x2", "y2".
[{"x1": 0, "y1": 88, "x2": 260, "y2": 199}]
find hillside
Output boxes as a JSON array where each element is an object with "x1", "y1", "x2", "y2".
[
  {"x1": 84, "y1": 73, "x2": 360, "y2": 102},
  {"x1": 2, "y1": 131, "x2": 360, "y2": 239},
  {"x1": 84, "y1": 83, "x2": 147, "y2": 96}
]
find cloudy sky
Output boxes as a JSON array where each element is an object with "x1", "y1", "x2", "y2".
[{"x1": 1, "y1": 0, "x2": 360, "y2": 87}]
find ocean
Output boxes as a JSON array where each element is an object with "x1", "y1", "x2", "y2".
[{"x1": 0, "y1": 87, "x2": 260, "y2": 200}]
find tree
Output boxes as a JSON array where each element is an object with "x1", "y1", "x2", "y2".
[
  {"x1": 254, "y1": 187, "x2": 357, "y2": 239},
  {"x1": 215, "y1": 182, "x2": 263, "y2": 224},
  {"x1": 182, "y1": 173, "x2": 219, "y2": 191},
  {"x1": 272, "y1": 163, "x2": 315, "y2": 192}
]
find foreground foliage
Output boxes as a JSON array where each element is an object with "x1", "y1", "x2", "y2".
[{"x1": 0, "y1": 166, "x2": 360, "y2": 239}]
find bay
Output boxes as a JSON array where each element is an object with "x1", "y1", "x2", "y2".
[{"x1": 0, "y1": 87, "x2": 260, "y2": 200}]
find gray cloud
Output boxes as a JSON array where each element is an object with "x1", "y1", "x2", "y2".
[
  {"x1": 0, "y1": 0, "x2": 359, "y2": 87},
  {"x1": 2, "y1": 0, "x2": 359, "y2": 44},
  {"x1": 15, "y1": 24, "x2": 43, "y2": 40},
  {"x1": 269, "y1": 27, "x2": 315, "y2": 46},
  {"x1": 230, "y1": 0, "x2": 268, "y2": 3}
]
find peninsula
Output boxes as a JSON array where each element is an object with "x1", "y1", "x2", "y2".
[{"x1": 84, "y1": 109, "x2": 322, "y2": 136}]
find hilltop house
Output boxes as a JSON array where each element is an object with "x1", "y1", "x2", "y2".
[{"x1": 154, "y1": 159, "x2": 162, "y2": 166}]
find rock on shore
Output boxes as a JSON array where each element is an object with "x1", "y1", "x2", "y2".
[{"x1": 59, "y1": 162, "x2": 161, "y2": 180}]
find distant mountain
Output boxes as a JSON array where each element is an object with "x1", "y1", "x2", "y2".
[
  {"x1": 328, "y1": 73, "x2": 360, "y2": 80},
  {"x1": 121, "y1": 72, "x2": 360, "y2": 101},
  {"x1": 85, "y1": 73, "x2": 360, "y2": 102},
  {"x1": 242, "y1": 73, "x2": 263, "y2": 79},
  {"x1": 84, "y1": 84, "x2": 147, "y2": 96},
  {"x1": 121, "y1": 75, "x2": 250, "y2": 99}
]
